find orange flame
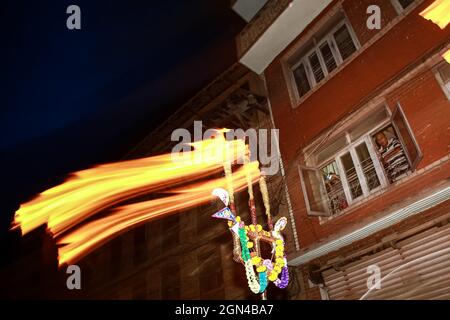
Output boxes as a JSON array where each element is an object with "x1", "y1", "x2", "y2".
[
  {"x1": 11, "y1": 134, "x2": 258, "y2": 266},
  {"x1": 443, "y1": 48, "x2": 450, "y2": 63},
  {"x1": 420, "y1": 0, "x2": 450, "y2": 29},
  {"x1": 57, "y1": 161, "x2": 260, "y2": 265}
]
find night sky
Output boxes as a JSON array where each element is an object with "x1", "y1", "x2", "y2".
[{"x1": 0, "y1": 0, "x2": 244, "y2": 259}]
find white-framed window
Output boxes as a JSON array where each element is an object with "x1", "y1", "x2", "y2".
[
  {"x1": 391, "y1": 0, "x2": 416, "y2": 14},
  {"x1": 434, "y1": 61, "x2": 450, "y2": 101},
  {"x1": 291, "y1": 20, "x2": 359, "y2": 100},
  {"x1": 299, "y1": 104, "x2": 422, "y2": 217}
]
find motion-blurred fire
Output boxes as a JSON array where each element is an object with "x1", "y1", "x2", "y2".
[
  {"x1": 420, "y1": 0, "x2": 450, "y2": 29},
  {"x1": 443, "y1": 49, "x2": 450, "y2": 63},
  {"x1": 12, "y1": 134, "x2": 260, "y2": 266}
]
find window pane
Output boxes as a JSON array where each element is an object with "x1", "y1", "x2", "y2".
[
  {"x1": 349, "y1": 107, "x2": 389, "y2": 141},
  {"x1": 398, "y1": 0, "x2": 415, "y2": 9},
  {"x1": 320, "y1": 42, "x2": 337, "y2": 73},
  {"x1": 341, "y1": 152, "x2": 363, "y2": 199},
  {"x1": 391, "y1": 105, "x2": 422, "y2": 170},
  {"x1": 309, "y1": 51, "x2": 325, "y2": 83},
  {"x1": 321, "y1": 161, "x2": 348, "y2": 215},
  {"x1": 317, "y1": 135, "x2": 348, "y2": 163},
  {"x1": 334, "y1": 24, "x2": 357, "y2": 61},
  {"x1": 355, "y1": 143, "x2": 380, "y2": 191},
  {"x1": 293, "y1": 63, "x2": 311, "y2": 98},
  {"x1": 373, "y1": 124, "x2": 411, "y2": 183},
  {"x1": 300, "y1": 167, "x2": 329, "y2": 215}
]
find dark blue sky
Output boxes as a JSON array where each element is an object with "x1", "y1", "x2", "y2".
[{"x1": 0, "y1": 0, "x2": 244, "y2": 233}]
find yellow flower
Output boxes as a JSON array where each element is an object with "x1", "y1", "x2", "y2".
[
  {"x1": 256, "y1": 224, "x2": 263, "y2": 232},
  {"x1": 268, "y1": 272, "x2": 278, "y2": 282},
  {"x1": 273, "y1": 266, "x2": 282, "y2": 273},
  {"x1": 247, "y1": 242, "x2": 254, "y2": 249},
  {"x1": 236, "y1": 216, "x2": 241, "y2": 222},
  {"x1": 249, "y1": 225, "x2": 255, "y2": 232},
  {"x1": 251, "y1": 256, "x2": 261, "y2": 265},
  {"x1": 257, "y1": 266, "x2": 267, "y2": 273},
  {"x1": 276, "y1": 239, "x2": 283, "y2": 245}
]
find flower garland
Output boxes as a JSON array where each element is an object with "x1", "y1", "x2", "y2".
[
  {"x1": 274, "y1": 264, "x2": 289, "y2": 289},
  {"x1": 235, "y1": 218, "x2": 287, "y2": 294},
  {"x1": 238, "y1": 225, "x2": 260, "y2": 293}
]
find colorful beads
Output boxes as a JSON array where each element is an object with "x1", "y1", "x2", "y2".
[
  {"x1": 256, "y1": 265, "x2": 267, "y2": 273},
  {"x1": 258, "y1": 271, "x2": 268, "y2": 293},
  {"x1": 251, "y1": 256, "x2": 261, "y2": 265},
  {"x1": 234, "y1": 218, "x2": 289, "y2": 294}
]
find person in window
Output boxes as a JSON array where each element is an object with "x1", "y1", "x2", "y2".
[
  {"x1": 374, "y1": 131, "x2": 410, "y2": 183},
  {"x1": 323, "y1": 172, "x2": 348, "y2": 213}
]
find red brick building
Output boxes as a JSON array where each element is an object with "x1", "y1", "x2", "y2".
[{"x1": 236, "y1": 0, "x2": 450, "y2": 299}]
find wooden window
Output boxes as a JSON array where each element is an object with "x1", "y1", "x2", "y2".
[
  {"x1": 320, "y1": 41, "x2": 338, "y2": 73},
  {"x1": 300, "y1": 105, "x2": 421, "y2": 217},
  {"x1": 293, "y1": 63, "x2": 311, "y2": 98},
  {"x1": 390, "y1": 104, "x2": 422, "y2": 171},
  {"x1": 290, "y1": 20, "x2": 359, "y2": 102},
  {"x1": 309, "y1": 51, "x2": 325, "y2": 84},
  {"x1": 435, "y1": 62, "x2": 450, "y2": 100},
  {"x1": 333, "y1": 24, "x2": 357, "y2": 62},
  {"x1": 391, "y1": 0, "x2": 416, "y2": 14},
  {"x1": 340, "y1": 151, "x2": 363, "y2": 200},
  {"x1": 355, "y1": 143, "x2": 381, "y2": 191},
  {"x1": 299, "y1": 166, "x2": 331, "y2": 216}
]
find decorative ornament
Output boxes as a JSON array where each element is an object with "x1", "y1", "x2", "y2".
[
  {"x1": 212, "y1": 188, "x2": 230, "y2": 206},
  {"x1": 211, "y1": 142, "x2": 289, "y2": 299},
  {"x1": 211, "y1": 207, "x2": 236, "y2": 222}
]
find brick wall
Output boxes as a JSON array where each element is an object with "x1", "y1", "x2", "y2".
[{"x1": 264, "y1": 0, "x2": 450, "y2": 250}]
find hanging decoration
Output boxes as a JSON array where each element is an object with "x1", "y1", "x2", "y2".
[{"x1": 211, "y1": 148, "x2": 289, "y2": 299}]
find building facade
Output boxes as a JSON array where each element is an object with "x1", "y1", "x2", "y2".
[{"x1": 236, "y1": 0, "x2": 450, "y2": 299}]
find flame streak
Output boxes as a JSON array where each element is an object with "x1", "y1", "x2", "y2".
[
  {"x1": 443, "y1": 49, "x2": 450, "y2": 63},
  {"x1": 58, "y1": 162, "x2": 260, "y2": 265},
  {"x1": 12, "y1": 136, "x2": 256, "y2": 266},
  {"x1": 420, "y1": 0, "x2": 450, "y2": 29}
]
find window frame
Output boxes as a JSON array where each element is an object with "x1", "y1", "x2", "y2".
[
  {"x1": 323, "y1": 133, "x2": 388, "y2": 205},
  {"x1": 390, "y1": 103, "x2": 423, "y2": 171},
  {"x1": 300, "y1": 130, "x2": 390, "y2": 216},
  {"x1": 290, "y1": 19, "x2": 359, "y2": 101},
  {"x1": 299, "y1": 104, "x2": 422, "y2": 217},
  {"x1": 298, "y1": 165, "x2": 332, "y2": 216},
  {"x1": 433, "y1": 61, "x2": 450, "y2": 101},
  {"x1": 390, "y1": 0, "x2": 418, "y2": 15}
]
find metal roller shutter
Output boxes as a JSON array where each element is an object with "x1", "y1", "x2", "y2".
[{"x1": 323, "y1": 223, "x2": 450, "y2": 300}]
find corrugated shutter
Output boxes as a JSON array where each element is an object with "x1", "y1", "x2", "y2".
[{"x1": 323, "y1": 223, "x2": 450, "y2": 300}]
